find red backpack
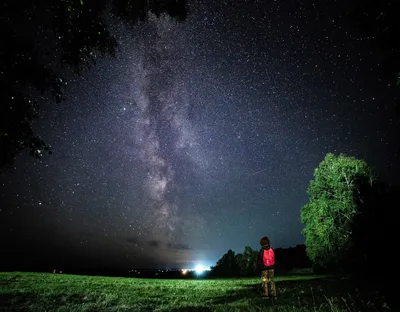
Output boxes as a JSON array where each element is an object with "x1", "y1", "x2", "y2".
[{"x1": 262, "y1": 248, "x2": 275, "y2": 267}]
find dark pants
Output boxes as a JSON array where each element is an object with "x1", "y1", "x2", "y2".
[{"x1": 261, "y1": 269, "x2": 276, "y2": 297}]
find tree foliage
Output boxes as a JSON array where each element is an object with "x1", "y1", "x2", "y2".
[
  {"x1": 210, "y1": 246, "x2": 258, "y2": 277},
  {"x1": 235, "y1": 246, "x2": 258, "y2": 276},
  {"x1": 300, "y1": 153, "x2": 375, "y2": 270},
  {"x1": 210, "y1": 249, "x2": 237, "y2": 277},
  {"x1": 0, "y1": 0, "x2": 188, "y2": 168}
]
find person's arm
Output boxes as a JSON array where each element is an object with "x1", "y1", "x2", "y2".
[{"x1": 257, "y1": 250, "x2": 262, "y2": 267}]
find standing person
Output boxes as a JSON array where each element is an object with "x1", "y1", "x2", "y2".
[{"x1": 258, "y1": 236, "x2": 277, "y2": 299}]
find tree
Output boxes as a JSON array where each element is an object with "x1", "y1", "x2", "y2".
[
  {"x1": 0, "y1": 0, "x2": 188, "y2": 168},
  {"x1": 210, "y1": 249, "x2": 237, "y2": 277},
  {"x1": 300, "y1": 153, "x2": 375, "y2": 271},
  {"x1": 235, "y1": 246, "x2": 258, "y2": 276},
  {"x1": 274, "y1": 244, "x2": 312, "y2": 271}
]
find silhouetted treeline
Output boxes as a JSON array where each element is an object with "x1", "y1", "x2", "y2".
[
  {"x1": 209, "y1": 244, "x2": 312, "y2": 277},
  {"x1": 274, "y1": 244, "x2": 312, "y2": 271}
]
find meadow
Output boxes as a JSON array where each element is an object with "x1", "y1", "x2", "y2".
[{"x1": 0, "y1": 272, "x2": 388, "y2": 311}]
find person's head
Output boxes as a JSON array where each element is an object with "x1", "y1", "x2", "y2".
[{"x1": 260, "y1": 236, "x2": 270, "y2": 247}]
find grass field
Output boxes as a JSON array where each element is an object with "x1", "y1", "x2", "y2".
[{"x1": 0, "y1": 272, "x2": 389, "y2": 311}]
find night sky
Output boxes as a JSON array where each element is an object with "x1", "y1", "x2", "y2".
[{"x1": 1, "y1": 0, "x2": 399, "y2": 270}]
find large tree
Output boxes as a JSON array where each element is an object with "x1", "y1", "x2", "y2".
[
  {"x1": 300, "y1": 153, "x2": 375, "y2": 270},
  {"x1": 0, "y1": 0, "x2": 188, "y2": 168}
]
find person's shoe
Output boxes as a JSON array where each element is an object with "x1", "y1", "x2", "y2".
[{"x1": 261, "y1": 295, "x2": 269, "y2": 299}]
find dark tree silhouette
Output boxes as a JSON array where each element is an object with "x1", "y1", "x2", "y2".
[
  {"x1": 235, "y1": 246, "x2": 258, "y2": 276},
  {"x1": 274, "y1": 244, "x2": 312, "y2": 271},
  {"x1": 211, "y1": 245, "x2": 313, "y2": 277},
  {"x1": 210, "y1": 249, "x2": 237, "y2": 277},
  {"x1": 0, "y1": 0, "x2": 188, "y2": 168}
]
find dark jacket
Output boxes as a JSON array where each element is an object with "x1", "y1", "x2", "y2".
[{"x1": 258, "y1": 245, "x2": 275, "y2": 270}]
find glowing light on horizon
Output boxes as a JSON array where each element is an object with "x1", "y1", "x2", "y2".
[{"x1": 194, "y1": 265, "x2": 210, "y2": 274}]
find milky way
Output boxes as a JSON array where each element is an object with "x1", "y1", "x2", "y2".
[{"x1": 132, "y1": 15, "x2": 183, "y2": 238}]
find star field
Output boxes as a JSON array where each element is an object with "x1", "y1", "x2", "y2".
[{"x1": 1, "y1": 0, "x2": 399, "y2": 270}]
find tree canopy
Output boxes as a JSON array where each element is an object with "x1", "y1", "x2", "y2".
[
  {"x1": 300, "y1": 153, "x2": 375, "y2": 270},
  {"x1": 235, "y1": 246, "x2": 258, "y2": 276},
  {"x1": 210, "y1": 246, "x2": 259, "y2": 277},
  {"x1": 210, "y1": 249, "x2": 237, "y2": 277},
  {"x1": 0, "y1": 0, "x2": 188, "y2": 168}
]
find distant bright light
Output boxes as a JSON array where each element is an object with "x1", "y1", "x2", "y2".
[
  {"x1": 195, "y1": 265, "x2": 210, "y2": 274},
  {"x1": 181, "y1": 269, "x2": 188, "y2": 275}
]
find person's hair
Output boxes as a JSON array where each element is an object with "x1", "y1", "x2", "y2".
[{"x1": 260, "y1": 236, "x2": 270, "y2": 246}]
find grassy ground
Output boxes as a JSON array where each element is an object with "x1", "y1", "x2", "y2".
[{"x1": 0, "y1": 272, "x2": 389, "y2": 311}]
